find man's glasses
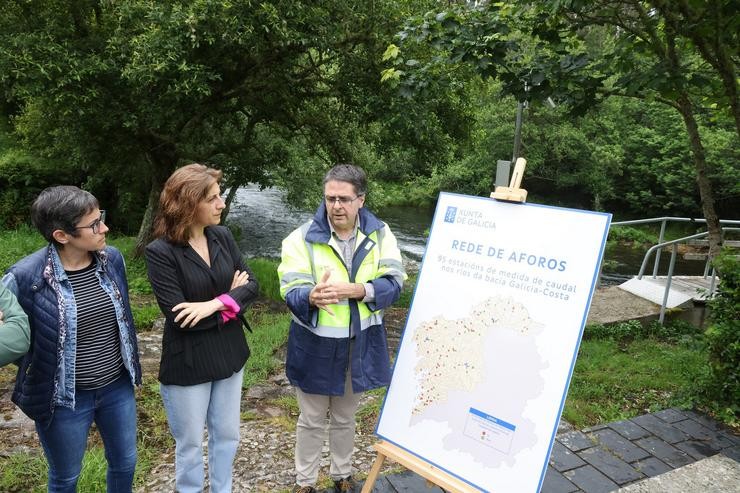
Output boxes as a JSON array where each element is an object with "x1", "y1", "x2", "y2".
[
  {"x1": 75, "y1": 210, "x2": 106, "y2": 234},
  {"x1": 325, "y1": 195, "x2": 362, "y2": 206}
]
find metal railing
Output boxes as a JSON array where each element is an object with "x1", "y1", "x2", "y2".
[
  {"x1": 603, "y1": 217, "x2": 740, "y2": 324},
  {"x1": 611, "y1": 217, "x2": 740, "y2": 278},
  {"x1": 634, "y1": 228, "x2": 740, "y2": 323}
]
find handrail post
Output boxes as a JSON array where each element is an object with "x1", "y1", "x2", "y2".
[
  {"x1": 708, "y1": 267, "x2": 718, "y2": 298},
  {"x1": 659, "y1": 243, "x2": 678, "y2": 325},
  {"x1": 653, "y1": 219, "x2": 667, "y2": 279}
]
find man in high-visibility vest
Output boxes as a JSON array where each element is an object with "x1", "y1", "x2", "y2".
[{"x1": 278, "y1": 164, "x2": 407, "y2": 493}]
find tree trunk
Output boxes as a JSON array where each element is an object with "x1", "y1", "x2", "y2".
[
  {"x1": 134, "y1": 180, "x2": 162, "y2": 257},
  {"x1": 134, "y1": 140, "x2": 179, "y2": 256},
  {"x1": 675, "y1": 94, "x2": 723, "y2": 258},
  {"x1": 221, "y1": 183, "x2": 240, "y2": 223},
  {"x1": 662, "y1": 27, "x2": 723, "y2": 258}
]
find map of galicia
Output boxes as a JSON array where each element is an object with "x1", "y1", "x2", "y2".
[
  {"x1": 409, "y1": 296, "x2": 546, "y2": 466},
  {"x1": 376, "y1": 193, "x2": 611, "y2": 492}
]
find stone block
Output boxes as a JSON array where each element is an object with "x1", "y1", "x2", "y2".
[
  {"x1": 720, "y1": 445, "x2": 740, "y2": 462},
  {"x1": 386, "y1": 471, "x2": 445, "y2": 492},
  {"x1": 541, "y1": 467, "x2": 579, "y2": 493},
  {"x1": 549, "y1": 441, "x2": 587, "y2": 472},
  {"x1": 653, "y1": 408, "x2": 687, "y2": 423},
  {"x1": 563, "y1": 465, "x2": 620, "y2": 493},
  {"x1": 559, "y1": 430, "x2": 595, "y2": 452},
  {"x1": 630, "y1": 456, "x2": 672, "y2": 478},
  {"x1": 608, "y1": 420, "x2": 651, "y2": 440},
  {"x1": 680, "y1": 410, "x2": 721, "y2": 430},
  {"x1": 675, "y1": 439, "x2": 721, "y2": 460},
  {"x1": 672, "y1": 418, "x2": 717, "y2": 440},
  {"x1": 579, "y1": 446, "x2": 644, "y2": 485},
  {"x1": 591, "y1": 428, "x2": 651, "y2": 462},
  {"x1": 631, "y1": 414, "x2": 690, "y2": 444},
  {"x1": 634, "y1": 436, "x2": 693, "y2": 468}
]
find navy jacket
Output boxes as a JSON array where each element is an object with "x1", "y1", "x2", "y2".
[
  {"x1": 279, "y1": 204, "x2": 405, "y2": 395},
  {"x1": 4, "y1": 245, "x2": 141, "y2": 426}
]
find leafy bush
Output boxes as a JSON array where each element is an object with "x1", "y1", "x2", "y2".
[
  {"x1": 0, "y1": 145, "x2": 86, "y2": 229},
  {"x1": 584, "y1": 319, "x2": 703, "y2": 344},
  {"x1": 697, "y1": 252, "x2": 740, "y2": 422},
  {"x1": 607, "y1": 226, "x2": 657, "y2": 247}
]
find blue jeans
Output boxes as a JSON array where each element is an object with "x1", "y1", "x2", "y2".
[
  {"x1": 160, "y1": 368, "x2": 244, "y2": 493},
  {"x1": 36, "y1": 373, "x2": 137, "y2": 493}
]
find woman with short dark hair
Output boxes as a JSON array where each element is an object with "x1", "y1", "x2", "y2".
[
  {"x1": 2, "y1": 185, "x2": 141, "y2": 493},
  {"x1": 145, "y1": 163, "x2": 259, "y2": 493}
]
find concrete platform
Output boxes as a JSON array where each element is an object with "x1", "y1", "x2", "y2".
[
  {"x1": 586, "y1": 286, "x2": 662, "y2": 325},
  {"x1": 618, "y1": 276, "x2": 716, "y2": 307},
  {"x1": 616, "y1": 453, "x2": 740, "y2": 492}
]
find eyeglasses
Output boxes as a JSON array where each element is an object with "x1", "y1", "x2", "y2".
[
  {"x1": 325, "y1": 195, "x2": 362, "y2": 206},
  {"x1": 75, "y1": 210, "x2": 106, "y2": 234}
]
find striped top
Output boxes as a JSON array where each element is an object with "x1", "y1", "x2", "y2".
[{"x1": 67, "y1": 262, "x2": 123, "y2": 389}]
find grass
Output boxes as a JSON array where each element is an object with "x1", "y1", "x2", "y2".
[
  {"x1": 249, "y1": 257, "x2": 282, "y2": 302},
  {"x1": 563, "y1": 337, "x2": 707, "y2": 428},
  {"x1": 397, "y1": 272, "x2": 418, "y2": 308},
  {"x1": 243, "y1": 308, "x2": 291, "y2": 389}
]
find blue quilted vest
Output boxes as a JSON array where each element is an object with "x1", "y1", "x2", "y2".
[{"x1": 5, "y1": 245, "x2": 141, "y2": 426}]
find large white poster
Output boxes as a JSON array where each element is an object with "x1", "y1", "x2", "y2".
[{"x1": 376, "y1": 192, "x2": 611, "y2": 493}]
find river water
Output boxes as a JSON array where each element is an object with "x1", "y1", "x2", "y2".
[
  {"x1": 228, "y1": 185, "x2": 707, "y2": 279},
  {"x1": 228, "y1": 185, "x2": 431, "y2": 266}
]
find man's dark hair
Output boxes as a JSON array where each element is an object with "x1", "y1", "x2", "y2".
[
  {"x1": 323, "y1": 164, "x2": 368, "y2": 196},
  {"x1": 31, "y1": 186, "x2": 99, "y2": 245}
]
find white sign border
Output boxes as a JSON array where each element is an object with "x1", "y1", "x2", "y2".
[{"x1": 375, "y1": 192, "x2": 612, "y2": 493}]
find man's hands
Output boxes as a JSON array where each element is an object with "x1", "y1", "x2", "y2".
[
  {"x1": 0, "y1": 309, "x2": 4, "y2": 326},
  {"x1": 309, "y1": 270, "x2": 366, "y2": 316}
]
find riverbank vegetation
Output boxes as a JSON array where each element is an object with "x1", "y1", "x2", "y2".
[{"x1": 0, "y1": 2, "x2": 737, "y2": 251}]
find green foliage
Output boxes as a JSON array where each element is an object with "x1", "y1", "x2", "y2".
[
  {"x1": 584, "y1": 319, "x2": 703, "y2": 345},
  {"x1": 397, "y1": 272, "x2": 419, "y2": 309},
  {"x1": 131, "y1": 303, "x2": 161, "y2": 331},
  {"x1": 242, "y1": 309, "x2": 291, "y2": 389},
  {"x1": 696, "y1": 252, "x2": 740, "y2": 422},
  {"x1": 0, "y1": 0, "x2": 467, "y2": 240},
  {"x1": 0, "y1": 224, "x2": 46, "y2": 272},
  {"x1": 564, "y1": 338, "x2": 707, "y2": 427},
  {"x1": 0, "y1": 447, "x2": 140, "y2": 493},
  {"x1": 248, "y1": 257, "x2": 281, "y2": 303},
  {"x1": 271, "y1": 395, "x2": 300, "y2": 416},
  {"x1": 0, "y1": 452, "x2": 46, "y2": 492},
  {"x1": 607, "y1": 226, "x2": 658, "y2": 247},
  {"x1": 0, "y1": 123, "x2": 86, "y2": 229}
]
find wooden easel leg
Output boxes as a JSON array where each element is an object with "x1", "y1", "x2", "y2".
[{"x1": 361, "y1": 452, "x2": 387, "y2": 493}]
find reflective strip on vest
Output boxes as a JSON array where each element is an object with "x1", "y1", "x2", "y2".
[
  {"x1": 280, "y1": 271, "x2": 314, "y2": 289},
  {"x1": 294, "y1": 311, "x2": 385, "y2": 338}
]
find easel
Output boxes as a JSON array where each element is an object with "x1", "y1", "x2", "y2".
[
  {"x1": 490, "y1": 157, "x2": 527, "y2": 203},
  {"x1": 361, "y1": 159, "x2": 528, "y2": 493},
  {"x1": 361, "y1": 440, "x2": 479, "y2": 493}
]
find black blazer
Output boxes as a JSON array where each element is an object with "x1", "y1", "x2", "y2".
[{"x1": 145, "y1": 225, "x2": 259, "y2": 385}]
